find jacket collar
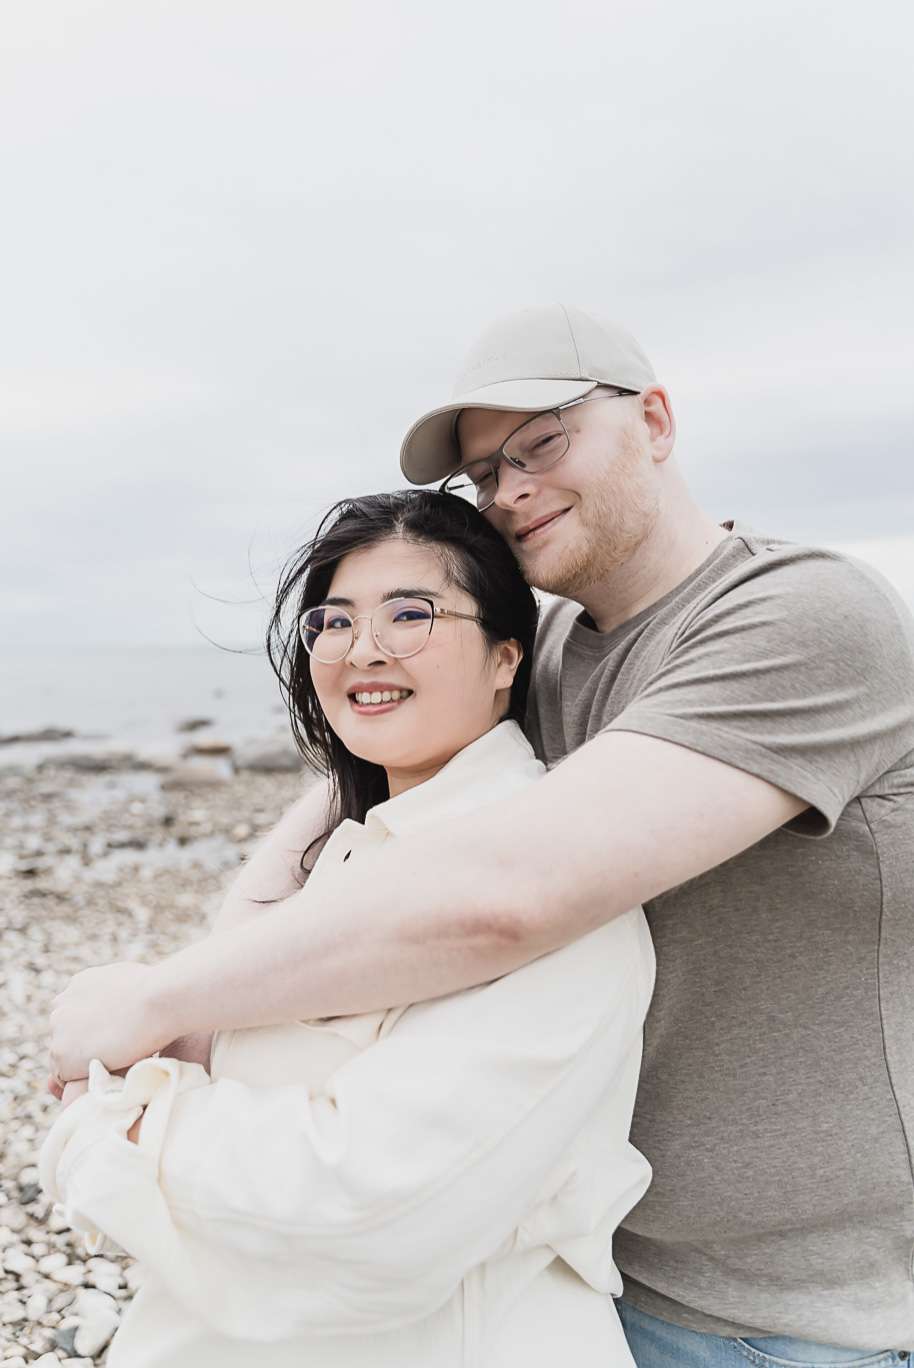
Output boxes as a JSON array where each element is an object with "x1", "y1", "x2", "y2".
[{"x1": 363, "y1": 721, "x2": 538, "y2": 839}]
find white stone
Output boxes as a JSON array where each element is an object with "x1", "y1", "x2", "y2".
[
  {"x1": 0, "y1": 1230, "x2": 14, "y2": 1250},
  {"x1": 49, "y1": 1264, "x2": 85, "y2": 1286},
  {"x1": 37, "y1": 1252, "x2": 68, "y2": 1275},
  {"x1": 73, "y1": 1306, "x2": 120, "y2": 1357},
  {"x1": 2, "y1": 1250, "x2": 35, "y2": 1275},
  {"x1": 24, "y1": 1292, "x2": 47, "y2": 1321},
  {"x1": 85, "y1": 1256, "x2": 121, "y2": 1277},
  {"x1": 72, "y1": 1289, "x2": 118, "y2": 1319},
  {"x1": 16, "y1": 1168, "x2": 38, "y2": 1186},
  {"x1": 88, "y1": 1275, "x2": 120, "y2": 1296},
  {"x1": 85, "y1": 1258, "x2": 123, "y2": 1294},
  {"x1": 31, "y1": 1356, "x2": 59, "y2": 1368}
]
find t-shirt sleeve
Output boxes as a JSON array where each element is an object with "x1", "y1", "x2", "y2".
[{"x1": 603, "y1": 550, "x2": 914, "y2": 834}]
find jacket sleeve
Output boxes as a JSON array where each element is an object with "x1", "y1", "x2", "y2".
[{"x1": 40, "y1": 911, "x2": 653, "y2": 1341}]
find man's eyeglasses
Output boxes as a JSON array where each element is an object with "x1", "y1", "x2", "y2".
[
  {"x1": 299, "y1": 597, "x2": 485, "y2": 664},
  {"x1": 439, "y1": 389, "x2": 637, "y2": 512}
]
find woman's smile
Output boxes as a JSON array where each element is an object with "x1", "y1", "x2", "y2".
[{"x1": 348, "y1": 685, "x2": 414, "y2": 713}]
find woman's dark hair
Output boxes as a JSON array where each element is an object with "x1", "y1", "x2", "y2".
[{"x1": 267, "y1": 490, "x2": 539, "y2": 852}]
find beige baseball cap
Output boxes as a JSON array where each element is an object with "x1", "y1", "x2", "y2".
[{"x1": 400, "y1": 302, "x2": 656, "y2": 485}]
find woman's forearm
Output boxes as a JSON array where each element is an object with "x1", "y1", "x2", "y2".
[{"x1": 210, "y1": 778, "x2": 330, "y2": 932}]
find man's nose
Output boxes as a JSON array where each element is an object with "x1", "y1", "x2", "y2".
[{"x1": 490, "y1": 461, "x2": 539, "y2": 510}]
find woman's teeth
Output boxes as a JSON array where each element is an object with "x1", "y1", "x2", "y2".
[{"x1": 353, "y1": 689, "x2": 411, "y2": 705}]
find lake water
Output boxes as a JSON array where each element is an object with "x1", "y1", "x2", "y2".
[{"x1": 0, "y1": 647, "x2": 290, "y2": 767}]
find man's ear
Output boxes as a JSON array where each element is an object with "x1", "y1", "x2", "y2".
[
  {"x1": 640, "y1": 385, "x2": 676, "y2": 464},
  {"x1": 493, "y1": 638, "x2": 523, "y2": 690}
]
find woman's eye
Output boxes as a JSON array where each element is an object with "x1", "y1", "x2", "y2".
[
  {"x1": 392, "y1": 608, "x2": 432, "y2": 623},
  {"x1": 325, "y1": 615, "x2": 351, "y2": 631}
]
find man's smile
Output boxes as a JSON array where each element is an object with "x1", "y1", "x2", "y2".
[{"x1": 514, "y1": 508, "x2": 572, "y2": 544}]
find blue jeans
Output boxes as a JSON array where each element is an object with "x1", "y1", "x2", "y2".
[{"x1": 618, "y1": 1302, "x2": 911, "y2": 1368}]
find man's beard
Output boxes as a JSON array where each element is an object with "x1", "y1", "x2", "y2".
[{"x1": 516, "y1": 424, "x2": 661, "y2": 601}]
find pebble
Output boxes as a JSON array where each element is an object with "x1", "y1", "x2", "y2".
[
  {"x1": 2, "y1": 1252, "x2": 35, "y2": 1276},
  {"x1": 55, "y1": 1321, "x2": 79, "y2": 1353},
  {"x1": 233, "y1": 735, "x2": 303, "y2": 772},
  {"x1": 0, "y1": 763, "x2": 310, "y2": 1359},
  {"x1": 73, "y1": 1290, "x2": 118, "y2": 1319},
  {"x1": 74, "y1": 1305, "x2": 120, "y2": 1357},
  {"x1": 37, "y1": 1252, "x2": 68, "y2": 1274},
  {"x1": 24, "y1": 1291, "x2": 48, "y2": 1320},
  {"x1": 50, "y1": 1264, "x2": 85, "y2": 1286}
]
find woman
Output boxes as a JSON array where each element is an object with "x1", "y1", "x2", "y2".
[{"x1": 41, "y1": 491, "x2": 654, "y2": 1368}]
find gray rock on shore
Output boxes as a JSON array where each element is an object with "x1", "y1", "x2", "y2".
[{"x1": 233, "y1": 736, "x2": 303, "y2": 772}]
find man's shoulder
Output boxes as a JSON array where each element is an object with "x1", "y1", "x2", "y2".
[
  {"x1": 529, "y1": 526, "x2": 914, "y2": 722},
  {"x1": 534, "y1": 526, "x2": 914, "y2": 647},
  {"x1": 714, "y1": 523, "x2": 914, "y2": 646}
]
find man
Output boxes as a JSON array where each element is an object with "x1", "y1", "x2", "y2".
[{"x1": 50, "y1": 304, "x2": 914, "y2": 1363}]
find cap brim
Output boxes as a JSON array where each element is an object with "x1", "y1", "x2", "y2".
[{"x1": 400, "y1": 378, "x2": 599, "y2": 485}]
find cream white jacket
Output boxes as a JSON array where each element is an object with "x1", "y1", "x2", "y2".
[{"x1": 41, "y1": 721, "x2": 654, "y2": 1368}]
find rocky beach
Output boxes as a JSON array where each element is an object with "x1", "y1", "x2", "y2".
[{"x1": 0, "y1": 731, "x2": 313, "y2": 1365}]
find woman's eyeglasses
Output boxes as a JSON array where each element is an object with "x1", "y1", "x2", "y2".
[
  {"x1": 439, "y1": 389, "x2": 637, "y2": 512},
  {"x1": 299, "y1": 597, "x2": 484, "y2": 663}
]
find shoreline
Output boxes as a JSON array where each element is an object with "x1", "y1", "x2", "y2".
[{"x1": 0, "y1": 760, "x2": 311, "y2": 1364}]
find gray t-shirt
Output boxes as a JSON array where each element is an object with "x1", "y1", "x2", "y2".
[{"x1": 526, "y1": 522, "x2": 914, "y2": 1348}]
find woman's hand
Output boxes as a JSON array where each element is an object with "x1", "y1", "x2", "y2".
[
  {"x1": 160, "y1": 1032, "x2": 213, "y2": 1072},
  {"x1": 49, "y1": 962, "x2": 171, "y2": 1082},
  {"x1": 60, "y1": 1078, "x2": 90, "y2": 1110}
]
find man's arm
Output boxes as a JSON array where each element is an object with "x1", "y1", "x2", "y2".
[{"x1": 49, "y1": 731, "x2": 805, "y2": 1079}]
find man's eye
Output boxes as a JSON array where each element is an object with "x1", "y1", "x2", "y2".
[
  {"x1": 531, "y1": 431, "x2": 562, "y2": 453},
  {"x1": 473, "y1": 469, "x2": 496, "y2": 489}
]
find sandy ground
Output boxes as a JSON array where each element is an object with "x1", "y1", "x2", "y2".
[{"x1": 0, "y1": 762, "x2": 308, "y2": 1365}]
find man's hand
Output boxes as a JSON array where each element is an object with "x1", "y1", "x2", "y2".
[{"x1": 49, "y1": 962, "x2": 169, "y2": 1082}]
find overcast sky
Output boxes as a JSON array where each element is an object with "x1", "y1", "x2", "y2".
[{"x1": 2, "y1": 0, "x2": 912, "y2": 648}]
